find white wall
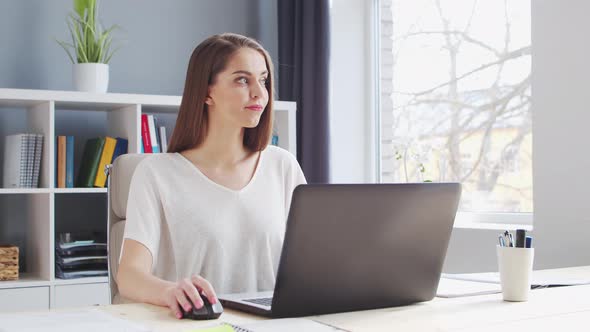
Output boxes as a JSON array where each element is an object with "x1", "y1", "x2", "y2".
[
  {"x1": 0, "y1": 0, "x2": 273, "y2": 94},
  {"x1": 532, "y1": 0, "x2": 590, "y2": 268},
  {"x1": 330, "y1": 0, "x2": 590, "y2": 272}
]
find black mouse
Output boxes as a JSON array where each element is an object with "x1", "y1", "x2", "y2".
[{"x1": 181, "y1": 295, "x2": 223, "y2": 320}]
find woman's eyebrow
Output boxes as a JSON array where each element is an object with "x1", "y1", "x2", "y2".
[{"x1": 231, "y1": 70, "x2": 269, "y2": 76}]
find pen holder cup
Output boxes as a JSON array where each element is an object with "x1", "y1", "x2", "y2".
[{"x1": 496, "y1": 245, "x2": 534, "y2": 302}]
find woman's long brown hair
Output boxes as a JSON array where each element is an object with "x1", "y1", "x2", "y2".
[{"x1": 167, "y1": 33, "x2": 274, "y2": 153}]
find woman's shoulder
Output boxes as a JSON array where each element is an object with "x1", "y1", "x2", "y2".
[
  {"x1": 263, "y1": 145, "x2": 298, "y2": 164},
  {"x1": 133, "y1": 152, "x2": 183, "y2": 176},
  {"x1": 262, "y1": 145, "x2": 302, "y2": 176}
]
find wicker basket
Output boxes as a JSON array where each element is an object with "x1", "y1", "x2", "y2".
[{"x1": 0, "y1": 245, "x2": 19, "y2": 281}]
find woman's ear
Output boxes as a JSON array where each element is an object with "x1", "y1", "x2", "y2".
[{"x1": 205, "y1": 87, "x2": 214, "y2": 106}]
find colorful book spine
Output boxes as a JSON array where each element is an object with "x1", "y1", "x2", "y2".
[
  {"x1": 111, "y1": 137, "x2": 128, "y2": 163},
  {"x1": 94, "y1": 137, "x2": 117, "y2": 188},
  {"x1": 141, "y1": 114, "x2": 153, "y2": 153},
  {"x1": 57, "y1": 136, "x2": 66, "y2": 188},
  {"x1": 76, "y1": 138, "x2": 106, "y2": 188},
  {"x1": 148, "y1": 114, "x2": 160, "y2": 153},
  {"x1": 65, "y1": 136, "x2": 74, "y2": 188}
]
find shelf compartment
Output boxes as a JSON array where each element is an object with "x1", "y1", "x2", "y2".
[
  {"x1": 0, "y1": 194, "x2": 51, "y2": 281},
  {"x1": 53, "y1": 193, "x2": 107, "y2": 281},
  {"x1": 54, "y1": 105, "x2": 137, "y2": 188},
  {"x1": 0, "y1": 102, "x2": 52, "y2": 189}
]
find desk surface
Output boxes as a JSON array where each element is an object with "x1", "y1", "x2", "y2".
[
  {"x1": 2, "y1": 266, "x2": 588, "y2": 332},
  {"x1": 96, "y1": 266, "x2": 590, "y2": 332}
]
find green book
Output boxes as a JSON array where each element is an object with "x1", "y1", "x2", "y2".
[{"x1": 76, "y1": 137, "x2": 105, "y2": 187}]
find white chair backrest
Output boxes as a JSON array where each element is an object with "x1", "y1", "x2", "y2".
[{"x1": 107, "y1": 153, "x2": 150, "y2": 303}]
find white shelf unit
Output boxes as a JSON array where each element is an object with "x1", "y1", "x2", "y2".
[{"x1": 0, "y1": 88, "x2": 297, "y2": 311}]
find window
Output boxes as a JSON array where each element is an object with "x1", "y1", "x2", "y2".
[{"x1": 379, "y1": 0, "x2": 532, "y2": 223}]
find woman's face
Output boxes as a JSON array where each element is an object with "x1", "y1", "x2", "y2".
[{"x1": 206, "y1": 47, "x2": 269, "y2": 129}]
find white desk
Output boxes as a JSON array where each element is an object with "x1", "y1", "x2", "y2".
[{"x1": 4, "y1": 266, "x2": 590, "y2": 332}]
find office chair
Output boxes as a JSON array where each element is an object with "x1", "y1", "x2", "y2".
[{"x1": 106, "y1": 153, "x2": 150, "y2": 304}]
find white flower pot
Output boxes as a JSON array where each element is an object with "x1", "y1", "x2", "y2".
[{"x1": 73, "y1": 63, "x2": 109, "y2": 93}]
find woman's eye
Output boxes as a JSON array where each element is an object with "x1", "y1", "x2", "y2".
[
  {"x1": 237, "y1": 77, "x2": 248, "y2": 84},
  {"x1": 260, "y1": 77, "x2": 268, "y2": 85}
]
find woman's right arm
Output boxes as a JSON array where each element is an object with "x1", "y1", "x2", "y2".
[{"x1": 117, "y1": 239, "x2": 218, "y2": 319}]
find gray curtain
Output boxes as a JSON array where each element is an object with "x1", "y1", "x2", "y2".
[{"x1": 278, "y1": 0, "x2": 331, "y2": 183}]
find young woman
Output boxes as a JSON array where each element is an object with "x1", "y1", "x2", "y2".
[{"x1": 116, "y1": 33, "x2": 306, "y2": 319}]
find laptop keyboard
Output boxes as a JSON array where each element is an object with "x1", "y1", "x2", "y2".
[{"x1": 243, "y1": 297, "x2": 273, "y2": 307}]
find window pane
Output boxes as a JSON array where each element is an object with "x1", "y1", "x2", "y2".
[{"x1": 380, "y1": 0, "x2": 532, "y2": 213}]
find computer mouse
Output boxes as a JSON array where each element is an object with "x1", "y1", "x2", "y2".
[{"x1": 181, "y1": 295, "x2": 223, "y2": 320}]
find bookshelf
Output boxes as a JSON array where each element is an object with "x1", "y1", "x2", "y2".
[{"x1": 0, "y1": 88, "x2": 297, "y2": 312}]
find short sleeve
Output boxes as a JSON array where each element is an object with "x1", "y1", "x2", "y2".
[
  {"x1": 122, "y1": 160, "x2": 163, "y2": 269},
  {"x1": 284, "y1": 153, "x2": 307, "y2": 215}
]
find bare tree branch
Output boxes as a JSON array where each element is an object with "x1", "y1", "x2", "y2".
[
  {"x1": 396, "y1": 46, "x2": 530, "y2": 97},
  {"x1": 396, "y1": 30, "x2": 500, "y2": 56}
]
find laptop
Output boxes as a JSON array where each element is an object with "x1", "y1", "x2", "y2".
[{"x1": 219, "y1": 183, "x2": 462, "y2": 318}]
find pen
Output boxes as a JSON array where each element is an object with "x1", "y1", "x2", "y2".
[
  {"x1": 508, "y1": 232, "x2": 514, "y2": 247},
  {"x1": 525, "y1": 236, "x2": 533, "y2": 248},
  {"x1": 498, "y1": 235, "x2": 506, "y2": 247},
  {"x1": 515, "y1": 229, "x2": 526, "y2": 248},
  {"x1": 503, "y1": 230, "x2": 512, "y2": 247}
]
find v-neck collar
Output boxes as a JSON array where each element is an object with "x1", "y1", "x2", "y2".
[{"x1": 175, "y1": 150, "x2": 263, "y2": 194}]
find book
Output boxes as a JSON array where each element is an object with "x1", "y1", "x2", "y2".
[
  {"x1": 25, "y1": 134, "x2": 35, "y2": 187},
  {"x1": 93, "y1": 136, "x2": 117, "y2": 187},
  {"x1": 159, "y1": 126, "x2": 168, "y2": 153},
  {"x1": 2, "y1": 134, "x2": 28, "y2": 188},
  {"x1": 76, "y1": 138, "x2": 105, "y2": 187},
  {"x1": 148, "y1": 114, "x2": 160, "y2": 153},
  {"x1": 57, "y1": 136, "x2": 66, "y2": 188},
  {"x1": 140, "y1": 114, "x2": 153, "y2": 153},
  {"x1": 32, "y1": 134, "x2": 44, "y2": 188},
  {"x1": 110, "y1": 137, "x2": 128, "y2": 163},
  {"x1": 153, "y1": 116, "x2": 161, "y2": 152},
  {"x1": 65, "y1": 136, "x2": 74, "y2": 188}
]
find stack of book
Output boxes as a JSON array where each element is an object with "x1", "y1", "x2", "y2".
[
  {"x1": 65, "y1": 136, "x2": 128, "y2": 188},
  {"x1": 141, "y1": 114, "x2": 168, "y2": 153},
  {"x1": 2, "y1": 133, "x2": 44, "y2": 188},
  {"x1": 55, "y1": 232, "x2": 107, "y2": 279}
]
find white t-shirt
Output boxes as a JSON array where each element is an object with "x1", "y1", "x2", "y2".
[{"x1": 122, "y1": 145, "x2": 306, "y2": 294}]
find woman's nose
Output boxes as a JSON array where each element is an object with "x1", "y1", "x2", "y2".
[{"x1": 251, "y1": 81, "x2": 265, "y2": 99}]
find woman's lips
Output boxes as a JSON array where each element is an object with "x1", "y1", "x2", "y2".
[{"x1": 246, "y1": 105, "x2": 263, "y2": 111}]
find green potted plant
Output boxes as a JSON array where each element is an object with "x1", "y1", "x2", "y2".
[{"x1": 56, "y1": 0, "x2": 120, "y2": 93}]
